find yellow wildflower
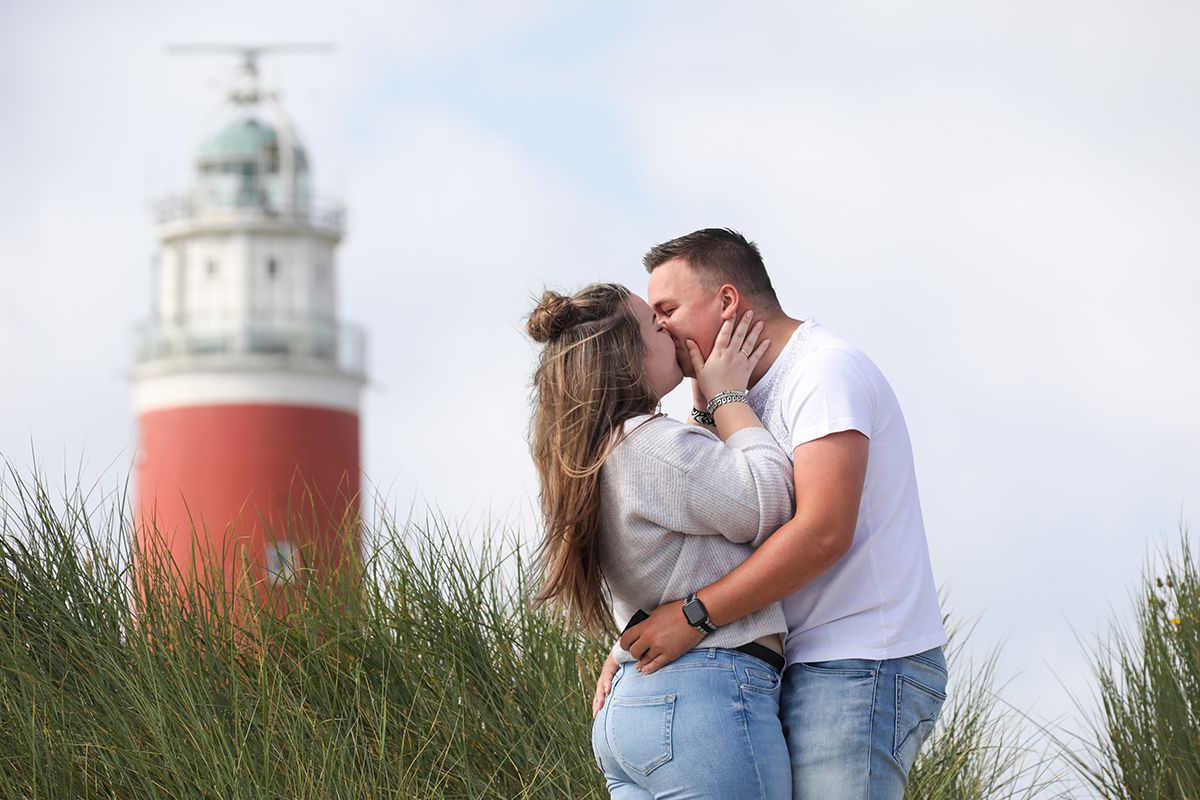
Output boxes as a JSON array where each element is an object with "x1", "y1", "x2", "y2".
[{"x1": 1168, "y1": 617, "x2": 1182, "y2": 625}]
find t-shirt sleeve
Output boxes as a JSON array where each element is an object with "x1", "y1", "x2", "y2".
[{"x1": 783, "y1": 348, "x2": 876, "y2": 450}]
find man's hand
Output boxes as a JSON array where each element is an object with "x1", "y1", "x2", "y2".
[
  {"x1": 592, "y1": 653, "x2": 620, "y2": 718},
  {"x1": 617, "y1": 599, "x2": 704, "y2": 674}
]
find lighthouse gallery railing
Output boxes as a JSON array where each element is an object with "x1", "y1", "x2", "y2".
[{"x1": 133, "y1": 315, "x2": 366, "y2": 376}]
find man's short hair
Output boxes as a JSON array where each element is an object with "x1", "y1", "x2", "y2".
[{"x1": 643, "y1": 228, "x2": 780, "y2": 310}]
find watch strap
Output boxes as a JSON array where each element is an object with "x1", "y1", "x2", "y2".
[{"x1": 683, "y1": 592, "x2": 717, "y2": 634}]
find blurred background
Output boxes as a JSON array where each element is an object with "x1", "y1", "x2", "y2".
[{"x1": 2, "y1": 0, "x2": 1198, "y2": 760}]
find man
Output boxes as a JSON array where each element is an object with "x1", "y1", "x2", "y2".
[{"x1": 618, "y1": 228, "x2": 948, "y2": 798}]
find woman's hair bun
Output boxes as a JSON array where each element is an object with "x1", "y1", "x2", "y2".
[{"x1": 527, "y1": 290, "x2": 580, "y2": 343}]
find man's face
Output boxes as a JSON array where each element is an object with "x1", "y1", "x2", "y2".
[{"x1": 647, "y1": 258, "x2": 729, "y2": 378}]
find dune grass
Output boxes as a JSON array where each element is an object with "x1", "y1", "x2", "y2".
[
  {"x1": 0, "y1": 469, "x2": 606, "y2": 798},
  {"x1": 905, "y1": 620, "x2": 1064, "y2": 800},
  {"x1": 4, "y1": 465, "x2": 1194, "y2": 798},
  {"x1": 1067, "y1": 533, "x2": 1200, "y2": 799}
]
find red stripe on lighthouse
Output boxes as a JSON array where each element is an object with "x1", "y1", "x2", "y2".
[{"x1": 136, "y1": 402, "x2": 361, "y2": 595}]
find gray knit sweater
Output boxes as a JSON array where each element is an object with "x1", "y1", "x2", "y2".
[{"x1": 599, "y1": 414, "x2": 795, "y2": 663}]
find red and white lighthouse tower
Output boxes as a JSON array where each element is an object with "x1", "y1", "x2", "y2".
[{"x1": 133, "y1": 51, "x2": 365, "y2": 602}]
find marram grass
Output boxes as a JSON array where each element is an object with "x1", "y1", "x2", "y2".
[
  {"x1": 0, "y1": 470, "x2": 606, "y2": 799},
  {"x1": 1068, "y1": 533, "x2": 1200, "y2": 799},
  {"x1": 0, "y1": 465, "x2": 1125, "y2": 798},
  {"x1": 906, "y1": 622, "x2": 1065, "y2": 800}
]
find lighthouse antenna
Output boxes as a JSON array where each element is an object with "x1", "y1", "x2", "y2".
[{"x1": 165, "y1": 43, "x2": 335, "y2": 105}]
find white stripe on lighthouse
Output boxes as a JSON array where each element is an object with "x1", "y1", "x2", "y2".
[{"x1": 134, "y1": 369, "x2": 363, "y2": 414}]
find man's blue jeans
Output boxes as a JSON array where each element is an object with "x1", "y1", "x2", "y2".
[
  {"x1": 592, "y1": 648, "x2": 791, "y2": 799},
  {"x1": 781, "y1": 646, "x2": 948, "y2": 799}
]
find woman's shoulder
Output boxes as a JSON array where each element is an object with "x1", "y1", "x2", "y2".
[
  {"x1": 618, "y1": 413, "x2": 718, "y2": 439},
  {"x1": 611, "y1": 414, "x2": 721, "y2": 464}
]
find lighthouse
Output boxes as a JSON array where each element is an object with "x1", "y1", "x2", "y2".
[{"x1": 133, "y1": 50, "x2": 365, "y2": 605}]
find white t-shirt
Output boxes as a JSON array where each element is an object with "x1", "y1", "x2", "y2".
[{"x1": 747, "y1": 318, "x2": 947, "y2": 664}]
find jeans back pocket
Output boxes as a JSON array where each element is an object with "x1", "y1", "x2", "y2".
[
  {"x1": 892, "y1": 674, "x2": 947, "y2": 771},
  {"x1": 607, "y1": 693, "x2": 676, "y2": 776}
]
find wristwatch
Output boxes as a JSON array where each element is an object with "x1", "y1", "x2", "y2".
[{"x1": 682, "y1": 593, "x2": 717, "y2": 634}]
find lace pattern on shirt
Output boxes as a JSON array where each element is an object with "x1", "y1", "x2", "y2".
[{"x1": 748, "y1": 321, "x2": 817, "y2": 456}]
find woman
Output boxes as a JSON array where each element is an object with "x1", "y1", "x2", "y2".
[{"x1": 527, "y1": 283, "x2": 793, "y2": 799}]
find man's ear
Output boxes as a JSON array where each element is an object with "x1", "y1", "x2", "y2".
[{"x1": 718, "y1": 284, "x2": 740, "y2": 320}]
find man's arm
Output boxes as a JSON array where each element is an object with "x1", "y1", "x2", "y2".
[{"x1": 619, "y1": 429, "x2": 868, "y2": 673}]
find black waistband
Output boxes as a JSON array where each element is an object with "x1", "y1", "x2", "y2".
[
  {"x1": 623, "y1": 610, "x2": 785, "y2": 673},
  {"x1": 733, "y1": 641, "x2": 785, "y2": 672}
]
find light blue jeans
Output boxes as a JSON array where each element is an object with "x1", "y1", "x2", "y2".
[
  {"x1": 592, "y1": 648, "x2": 791, "y2": 799},
  {"x1": 781, "y1": 646, "x2": 948, "y2": 799}
]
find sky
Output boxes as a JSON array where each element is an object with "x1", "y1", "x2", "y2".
[{"x1": 2, "y1": 0, "x2": 1199, "y2": 782}]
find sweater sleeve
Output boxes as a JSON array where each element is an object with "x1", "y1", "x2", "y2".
[{"x1": 620, "y1": 420, "x2": 794, "y2": 545}]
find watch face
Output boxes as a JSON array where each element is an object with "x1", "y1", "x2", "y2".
[{"x1": 684, "y1": 599, "x2": 706, "y2": 626}]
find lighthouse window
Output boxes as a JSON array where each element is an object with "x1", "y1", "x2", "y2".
[
  {"x1": 266, "y1": 540, "x2": 298, "y2": 583},
  {"x1": 267, "y1": 258, "x2": 278, "y2": 278}
]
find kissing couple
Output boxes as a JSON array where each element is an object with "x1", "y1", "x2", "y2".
[{"x1": 527, "y1": 228, "x2": 948, "y2": 799}]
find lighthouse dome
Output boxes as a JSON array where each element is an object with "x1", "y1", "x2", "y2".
[
  {"x1": 196, "y1": 117, "x2": 309, "y2": 170},
  {"x1": 191, "y1": 115, "x2": 311, "y2": 214}
]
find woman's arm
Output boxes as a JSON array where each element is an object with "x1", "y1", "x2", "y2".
[
  {"x1": 681, "y1": 427, "x2": 793, "y2": 544},
  {"x1": 677, "y1": 310, "x2": 792, "y2": 542},
  {"x1": 613, "y1": 419, "x2": 792, "y2": 546},
  {"x1": 605, "y1": 311, "x2": 793, "y2": 544},
  {"x1": 684, "y1": 310, "x2": 769, "y2": 441}
]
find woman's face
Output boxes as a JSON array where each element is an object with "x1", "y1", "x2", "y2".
[{"x1": 629, "y1": 294, "x2": 684, "y2": 401}]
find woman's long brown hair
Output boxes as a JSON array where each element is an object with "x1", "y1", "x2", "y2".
[{"x1": 526, "y1": 283, "x2": 658, "y2": 634}]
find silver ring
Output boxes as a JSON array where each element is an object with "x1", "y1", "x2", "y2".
[{"x1": 740, "y1": 348, "x2": 751, "y2": 357}]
